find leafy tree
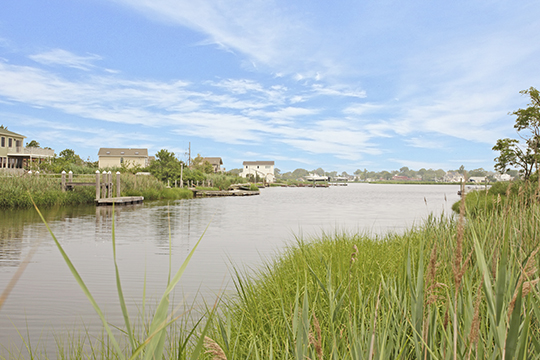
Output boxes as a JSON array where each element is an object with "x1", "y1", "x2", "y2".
[
  {"x1": 191, "y1": 154, "x2": 214, "y2": 174},
  {"x1": 493, "y1": 87, "x2": 540, "y2": 179},
  {"x1": 313, "y1": 167, "x2": 325, "y2": 176},
  {"x1": 228, "y1": 168, "x2": 243, "y2": 176},
  {"x1": 493, "y1": 138, "x2": 535, "y2": 179},
  {"x1": 292, "y1": 168, "x2": 309, "y2": 179},
  {"x1": 326, "y1": 171, "x2": 338, "y2": 178},
  {"x1": 380, "y1": 171, "x2": 392, "y2": 180},
  {"x1": 148, "y1": 149, "x2": 183, "y2": 183},
  {"x1": 469, "y1": 168, "x2": 487, "y2": 177},
  {"x1": 26, "y1": 140, "x2": 40, "y2": 148}
]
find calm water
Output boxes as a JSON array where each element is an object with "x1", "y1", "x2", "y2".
[{"x1": 0, "y1": 184, "x2": 460, "y2": 354}]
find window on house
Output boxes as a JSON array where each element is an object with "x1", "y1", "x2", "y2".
[
  {"x1": 120, "y1": 151, "x2": 125, "y2": 155},
  {"x1": 16, "y1": 140, "x2": 21, "y2": 147},
  {"x1": 135, "y1": 152, "x2": 139, "y2": 155},
  {"x1": 257, "y1": 165, "x2": 259, "y2": 169},
  {"x1": 1, "y1": 137, "x2": 4, "y2": 147},
  {"x1": 8, "y1": 138, "x2": 12, "y2": 147},
  {"x1": 106, "y1": 151, "x2": 110, "y2": 154},
  {"x1": 265, "y1": 165, "x2": 270, "y2": 169},
  {"x1": 245, "y1": 166, "x2": 248, "y2": 169}
]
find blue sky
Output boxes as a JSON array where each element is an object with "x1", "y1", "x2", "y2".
[{"x1": 1, "y1": 0, "x2": 539, "y2": 173}]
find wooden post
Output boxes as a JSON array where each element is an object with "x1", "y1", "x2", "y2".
[
  {"x1": 68, "y1": 170, "x2": 73, "y2": 183},
  {"x1": 102, "y1": 171, "x2": 107, "y2": 199},
  {"x1": 116, "y1": 172, "x2": 121, "y2": 197},
  {"x1": 96, "y1": 170, "x2": 101, "y2": 200},
  {"x1": 61, "y1": 171, "x2": 66, "y2": 192},
  {"x1": 108, "y1": 171, "x2": 113, "y2": 198}
]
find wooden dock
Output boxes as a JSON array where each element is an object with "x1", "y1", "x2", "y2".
[
  {"x1": 191, "y1": 189, "x2": 260, "y2": 198},
  {"x1": 96, "y1": 196, "x2": 144, "y2": 206}
]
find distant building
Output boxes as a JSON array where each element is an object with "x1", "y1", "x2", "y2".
[
  {"x1": 98, "y1": 148, "x2": 149, "y2": 169},
  {"x1": 202, "y1": 157, "x2": 224, "y2": 173},
  {"x1": 241, "y1": 161, "x2": 275, "y2": 183},
  {"x1": 494, "y1": 173, "x2": 513, "y2": 182},
  {"x1": 0, "y1": 128, "x2": 54, "y2": 169},
  {"x1": 469, "y1": 176, "x2": 487, "y2": 183},
  {"x1": 443, "y1": 171, "x2": 465, "y2": 183}
]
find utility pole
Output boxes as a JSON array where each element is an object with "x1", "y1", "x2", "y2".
[{"x1": 188, "y1": 142, "x2": 191, "y2": 167}]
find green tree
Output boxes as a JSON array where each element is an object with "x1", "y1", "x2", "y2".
[
  {"x1": 313, "y1": 167, "x2": 325, "y2": 176},
  {"x1": 292, "y1": 168, "x2": 309, "y2": 179},
  {"x1": 469, "y1": 168, "x2": 487, "y2": 177},
  {"x1": 191, "y1": 154, "x2": 214, "y2": 174},
  {"x1": 148, "y1": 149, "x2": 183, "y2": 183},
  {"x1": 26, "y1": 140, "x2": 40, "y2": 148},
  {"x1": 493, "y1": 87, "x2": 540, "y2": 179}
]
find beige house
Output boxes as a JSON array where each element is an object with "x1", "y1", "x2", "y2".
[
  {"x1": 202, "y1": 157, "x2": 224, "y2": 173},
  {"x1": 240, "y1": 161, "x2": 275, "y2": 183},
  {"x1": 98, "y1": 148, "x2": 149, "y2": 169},
  {"x1": 0, "y1": 128, "x2": 54, "y2": 169}
]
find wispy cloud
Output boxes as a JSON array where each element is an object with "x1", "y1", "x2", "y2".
[{"x1": 29, "y1": 49, "x2": 102, "y2": 70}]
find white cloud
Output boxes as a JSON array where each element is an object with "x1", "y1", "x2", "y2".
[
  {"x1": 29, "y1": 49, "x2": 102, "y2": 70},
  {"x1": 343, "y1": 103, "x2": 383, "y2": 115},
  {"x1": 311, "y1": 84, "x2": 366, "y2": 98},
  {"x1": 404, "y1": 137, "x2": 444, "y2": 149}
]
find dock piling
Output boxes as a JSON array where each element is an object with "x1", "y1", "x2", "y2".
[
  {"x1": 116, "y1": 172, "x2": 121, "y2": 197},
  {"x1": 96, "y1": 170, "x2": 101, "y2": 200}
]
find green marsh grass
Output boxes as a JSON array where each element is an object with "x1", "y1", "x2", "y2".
[
  {"x1": 205, "y1": 193, "x2": 540, "y2": 359},
  {"x1": 0, "y1": 173, "x2": 193, "y2": 209}
]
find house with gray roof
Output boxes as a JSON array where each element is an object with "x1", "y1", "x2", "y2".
[{"x1": 98, "y1": 148, "x2": 149, "y2": 169}]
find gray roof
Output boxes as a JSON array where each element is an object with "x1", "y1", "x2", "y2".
[
  {"x1": 243, "y1": 161, "x2": 274, "y2": 166},
  {"x1": 0, "y1": 128, "x2": 26, "y2": 139},
  {"x1": 203, "y1": 157, "x2": 223, "y2": 165},
  {"x1": 98, "y1": 148, "x2": 148, "y2": 157}
]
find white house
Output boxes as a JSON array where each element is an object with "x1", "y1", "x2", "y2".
[
  {"x1": 494, "y1": 173, "x2": 513, "y2": 182},
  {"x1": 240, "y1": 161, "x2": 275, "y2": 183},
  {"x1": 443, "y1": 171, "x2": 465, "y2": 183}
]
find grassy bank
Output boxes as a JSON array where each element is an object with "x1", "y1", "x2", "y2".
[
  {"x1": 0, "y1": 173, "x2": 192, "y2": 209},
  {"x1": 205, "y1": 206, "x2": 539, "y2": 359}
]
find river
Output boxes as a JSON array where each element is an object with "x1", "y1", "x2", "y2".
[{"x1": 0, "y1": 183, "x2": 460, "y2": 355}]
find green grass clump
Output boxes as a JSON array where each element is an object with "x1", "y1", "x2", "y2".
[
  {"x1": 0, "y1": 175, "x2": 95, "y2": 209},
  {"x1": 0, "y1": 173, "x2": 193, "y2": 209},
  {"x1": 205, "y1": 200, "x2": 540, "y2": 359},
  {"x1": 452, "y1": 179, "x2": 540, "y2": 216}
]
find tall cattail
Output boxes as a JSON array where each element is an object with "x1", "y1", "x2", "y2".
[
  {"x1": 509, "y1": 246, "x2": 539, "y2": 317},
  {"x1": 309, "y1": 313, "x2": 323, "y2": 360},
  {"x1": 204, "y1": 337, "x2": 227, "y2": 360}
]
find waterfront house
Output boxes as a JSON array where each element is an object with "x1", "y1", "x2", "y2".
[
  {"x1": 202, "y1": 157, "x2": 224, "y2": 173},
  {"x1": 469, "y1": 176, "x2": 487, "y2": 183},
  {"x1": 98, "y1": 148, "x2": 149, "y2": 169},
  {"x1": 0, "y1": 128, "x2": 54, "y2": 169},
  {"x1": 443, "y1": 171, "x2": 465, "y2": 183},
  {"x1": 240, "y1": 161, "x2": 275, "y2": 183}
]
